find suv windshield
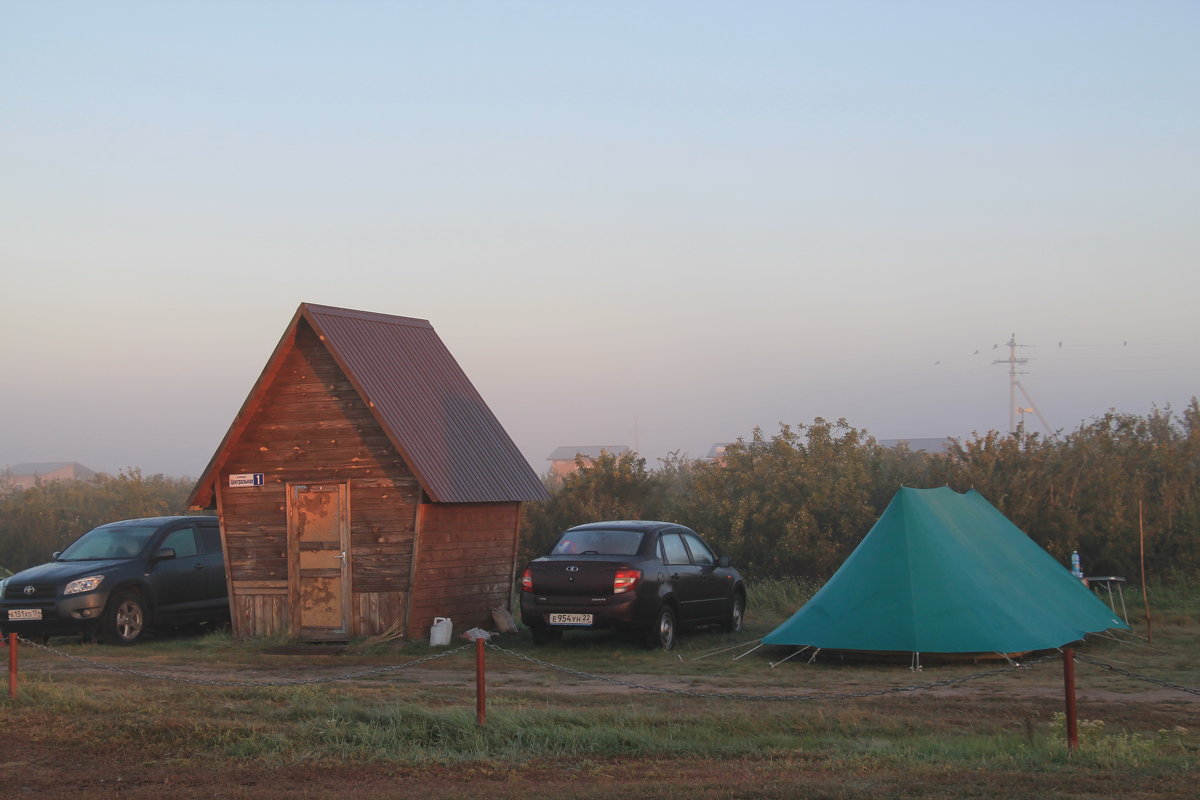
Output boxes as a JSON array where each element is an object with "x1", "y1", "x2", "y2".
[
  {"x1": 551, "y1": 529, "x2": 643, "y2": 556},
  {"x1": 58, "y1": 525, "x2": 159, "y2": 561}
]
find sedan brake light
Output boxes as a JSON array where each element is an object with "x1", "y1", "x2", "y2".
[
  {"x1": 521, "y1": 567, "x2": 534, "y2": 593},
  {"x1": 613, "y1": 569, "x2": 641, "y2": 594}
]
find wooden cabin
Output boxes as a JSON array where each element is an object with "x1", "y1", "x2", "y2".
[{"x1": 187, "y1": 303, "x2": 549, "y2": 641}]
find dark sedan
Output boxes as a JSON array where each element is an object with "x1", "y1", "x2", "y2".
[{"x1": 520, "y1": 520, "x2": 745, "y2": 650}]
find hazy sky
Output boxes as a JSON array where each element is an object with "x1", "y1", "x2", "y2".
[{"x1": 2, "y1": 2, "x2": 1197, "y2": 479}]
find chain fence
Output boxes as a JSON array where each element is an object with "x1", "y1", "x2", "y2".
[
  {"x1": 7, "y1": 636, "x2": 1199, "y2": 701},
  {"x1": 1074, "y1": 652, "x2": 1200, "y2": 696},
  {"x1": 13, "y1": 635, "x2": 472, "y2": 687},
  {"x1": 483, "y1": 644, "x2": 1064, "y2": 701}
]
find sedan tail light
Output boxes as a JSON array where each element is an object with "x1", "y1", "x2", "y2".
[
  {"x1": 612, "y1": 569, "x2": 641, "y2": 594},
  {"x1": 521, "y1": 567, "x2": 534, "y2": 593}
]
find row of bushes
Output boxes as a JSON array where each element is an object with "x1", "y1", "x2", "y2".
[
  {"x1": 0, "y1": 469, "x2": 194, "y2": 572},
  {"x1": 3, "y1": 401, "x2": 1196, "y2": 583},
  {"x1": 523, "y1": 401, "x2": 1200, "y2": 581}
]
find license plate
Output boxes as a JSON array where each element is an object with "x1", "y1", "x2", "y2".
[
  {"x1": 7, "y1": 608, "x2": 42, "y2": 621},
  {"x1": 548, "y1": 613, "x2": 593, "y2": 626}
]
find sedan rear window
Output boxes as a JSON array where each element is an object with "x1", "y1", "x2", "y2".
[
  {"x1": 552, "y1": 529, "x2": 644, "y2": 556},
  {"x1": 660, "y1": 532, "x2": 691, "y2": 565}
]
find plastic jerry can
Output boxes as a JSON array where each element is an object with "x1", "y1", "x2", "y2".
[{"x1": 429, "y1": 617, "x2": 452, "y2": 647}]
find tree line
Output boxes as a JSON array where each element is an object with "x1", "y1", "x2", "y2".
[
  {"x1": 0, "y1": 469, "x2": 194, "y2": 573},
  {"x1": 523, "y1": 400, "x2": 1200, "y2": 582},
  {"x1": 2, "y1": 401, "x2": 1196, "y2": 584}
]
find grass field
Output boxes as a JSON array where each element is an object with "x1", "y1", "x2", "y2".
[{"x1": 2, "y1": 578, "x2": 1197, "y2": 799}]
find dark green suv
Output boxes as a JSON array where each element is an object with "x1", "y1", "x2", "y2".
[{"x1": 0, "y1": 516, "x2": 229, "y2": 644}]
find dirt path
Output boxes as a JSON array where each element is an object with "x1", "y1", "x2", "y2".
[
  {"x1": 4, "y1": 642, "x2": 1197, "y2": 799},
  {"x1": 13, "y1": 641, "x2": 1197, "y2": 704}
]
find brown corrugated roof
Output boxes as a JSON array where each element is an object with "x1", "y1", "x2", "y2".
[{"x1": 188, "y1": 303, "x2": 548, "y2": 507}]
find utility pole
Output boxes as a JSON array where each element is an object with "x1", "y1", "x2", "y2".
[
  {"x1": 993, "y1": 333, "x2": 1053, "y2": 435},
  {"x1": 995, "y1": 334, "x2": 1028, "y2": 434}
]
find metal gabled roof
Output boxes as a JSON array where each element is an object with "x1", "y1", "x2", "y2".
[{"x1": 188, "y1": 303, "x2": 548, "y2": 508}]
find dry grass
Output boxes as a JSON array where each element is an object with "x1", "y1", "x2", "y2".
[{"x1": 2, "y1": 580, "x2": 1197, "y2": 798}]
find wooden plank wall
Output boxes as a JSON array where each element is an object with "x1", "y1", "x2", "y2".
[
  {"x1": 408, "y1": 502, "x2": 521, "y2": 638},
  {"x1": 216, "y1": 321, "x2": 418, "y2": 638},
  {"x1": 232, "y1": 583, "x2": 288, "y2": 638}
]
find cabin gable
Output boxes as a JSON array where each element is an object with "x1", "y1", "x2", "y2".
[
  {"x1": 216, "y1": 320, "x2": 420, "y2": 638},
  {"x1": 191, "y1": 304, "x2": 546, "y2": 642}
]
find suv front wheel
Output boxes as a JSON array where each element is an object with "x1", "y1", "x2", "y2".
[{"x1": 103, "y1": 591, "x2": 150, "y2": 645}]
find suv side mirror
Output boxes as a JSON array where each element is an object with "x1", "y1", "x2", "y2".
[
  {"x1": 717, "y1": 555, "x2": 732, "y2": 568},
  {"x1": 52, "y1": 551, "x2": 61, "y2": 560},
  {"x1": 152, "y1": 547, "x2": 177, "y2": 561}
]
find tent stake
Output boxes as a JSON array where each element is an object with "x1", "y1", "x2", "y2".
[
  {"x1": 769, "y1": 647, "x2": 809, "y2": 668},
  {"x1": 731, "y1": 643, "x2": 764, "y2": 662},
  {"x1": 691, "y1": 640, "x2": 758, "y2": 661}
]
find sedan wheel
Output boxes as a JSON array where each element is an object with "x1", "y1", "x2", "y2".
[
  {"x1": 103, "y1": 592, "x2": 149, "y2": 645},
  {"x1": 723, "y1": 595, "x2": 745, "y2": 634},
  {"x1": 645, "y1": 605, "x2": 676, "y2": 651}
]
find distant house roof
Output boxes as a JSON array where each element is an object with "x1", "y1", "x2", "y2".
[
  {"x1": 546, "y1": 445, "x2": 630, "y2": 461},
  {"x1": 879, "y1": 438, "x2": 954, "y2": 454},
  {"x1": 6, "y1": 462, "x2": 96, "y2": 479},
  {"x1": 705, "y1": 443, "x2": 734, "y2": 460},
  {"x1": 189, "y1": 303, "x2": 549, "y2": 506}
]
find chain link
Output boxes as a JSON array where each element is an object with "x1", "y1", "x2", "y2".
[
  {"x1": 14, "y1": 637, "x2": 1195, "y2": 700},
  {"x1": 1073, "y1": 653, "x2": 1200, "y2": 696},
  {"x1": 15, "y1": 636, "x2": 472, "y2": 687},
  {"x1": 485, "y1": 643, "x2": 1061, "y2": 701}
]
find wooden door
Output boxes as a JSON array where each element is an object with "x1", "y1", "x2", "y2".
[{"x1": 287, "y1": 483, "x2": 351, "y2": 640}]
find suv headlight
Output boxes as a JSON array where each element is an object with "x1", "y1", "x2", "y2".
[{"x1": 65, "y1": 575, "x2": 105, "y2": 595}]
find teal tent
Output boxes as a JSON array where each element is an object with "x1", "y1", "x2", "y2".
[{"x1": 763, "y1": 487, "x2": 1129, "y2": 654}]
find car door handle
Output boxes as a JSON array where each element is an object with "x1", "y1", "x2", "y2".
[{"x1": 192, "y1": 563, "x2": 205, "y2": 570}]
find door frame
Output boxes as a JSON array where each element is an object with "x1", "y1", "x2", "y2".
[{"x1": 286, "y1": 481, "x2": 352, "y2": 640}]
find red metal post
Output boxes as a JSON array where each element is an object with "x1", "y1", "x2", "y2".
[
  {"x1": 8, "y1": 633, "x2": 17, "y2": 699},
  {"x1": 1062, "y1": 647, "x2": 1078, "y2": 751},
  {"x1": 475, "y1": 637, "x2": 487, "y2": 727}
]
